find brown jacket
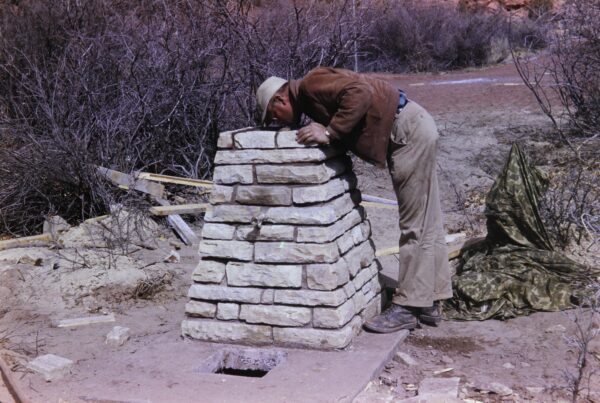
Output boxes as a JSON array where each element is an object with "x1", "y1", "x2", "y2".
[{"x1": 289, "y1": 67, "x2": 398, "y2": 167}]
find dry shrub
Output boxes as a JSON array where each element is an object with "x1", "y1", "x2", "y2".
[{"x1": 363, "y1": 1, "x2": 547, "y2": 72}]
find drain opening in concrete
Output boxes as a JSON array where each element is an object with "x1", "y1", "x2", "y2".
[{"x1": 198, "y1": 348, "x2": 287, "y2": 378}]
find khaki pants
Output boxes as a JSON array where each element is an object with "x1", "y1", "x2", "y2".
[{"x1": 387, "y1": 101, "x2": 453, "y2": 307}]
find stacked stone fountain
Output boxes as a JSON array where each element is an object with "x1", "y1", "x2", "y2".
[{"x1": 181, "y1": 128, "x2": 384, "y2": 349}]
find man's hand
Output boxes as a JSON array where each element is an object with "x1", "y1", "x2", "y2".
[{"x1": 296, "y1": 122, "x2": 330, "y2": 145}]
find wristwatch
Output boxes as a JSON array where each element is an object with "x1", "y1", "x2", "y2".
[{"x1": 324, "y1": 129, "x2": 332, "y2": 144}]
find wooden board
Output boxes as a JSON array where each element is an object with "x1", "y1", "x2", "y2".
[
  {"x1": 376, "y1": 235, "x2": 485, "y2": 260},
  {"x1": 154, "y1": 198, "x2": 199, "y2": 245},
  {"x1": 0, "y1": 234, "x2": 52, "y2": 251},
  {"x1": 137, "y1": 172, "x2": 213, "y2": 188},
  {"x1": 361, "y1": 201, "x2": 398, "y2": 210},
  {"x1": 149, "y1": 203, "x2": 211, "y2": 216},
  {"x1": 54, "y1": 314, "x2": 116, "y2": 328},
  {"x1": 96, "y1": 166, "x2": 165, "y2": 198}
]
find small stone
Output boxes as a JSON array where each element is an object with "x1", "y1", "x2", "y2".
[
  {"x1": 441, "y1": 355, "x2": 454, "y2": 365},
  {"x1": 395, "y1": 352, "x2": 419, "y2": 366},
  {"x1": 192, "y1": 260, "x2": 226, "y2": 283},
  {"x1": 163, "y1": 250, "x2": 180, "y2": 263},
  {"x1": 380, "y1": 373, "x2": 398, "y2": 387},
  {"x1": 263, "y1": 193, "x2": 355, "y2": 225},
  {"x1": 240, "y1": 304, "x2": 311, "y2": 327},
  {"x1": 520, "y1": 362, "x2": 531, "y2": 368},
  {"x1": 233, "y1": 130, "x2": 276, "y2": 149},
  {"x1": 182, "y1": 319, "x2": 272, "y2": 345},
  {"x1": 343, "y1": 240, "x2": 376, "y2": 277},
  {"x1": 545, "y1": 324, "x2": 566, "y2": 333},
  {"x1": 212, "y1": 165, "x2": 253, "y2": 184},
  {"x1": 185, "y1": 300, "x2": 217, "y2": 318},
  {"x1": 27, "y1": 354, "x2": 73, "y2": 382},
  {"x1": 336, "y1": 231, "x2": 355, "y2": 255},
  {"x1": 216, "y1": 303, "x2": 239, "y2": 320},
  {"x1": 419, "y1": 377, "x2": 460, "y2": 399},
  {"x1": 488, "y1": 382, "x2": 513, "y2": 396},
  {"x1": 201, "y1": 223, "x2": 236, "y2": 240},
  {"x1": 236, "y1": 186, "x2": 292, "y2": 206},
  {"x1": 261, "y1": 289, "x2": 274, "y2": 304},
  {"x1": 105, "y1": 326, "x2": 130, "y2": 347},
  {"x1": 502, "y1": 362, "x2": 515, "y2": 369}
]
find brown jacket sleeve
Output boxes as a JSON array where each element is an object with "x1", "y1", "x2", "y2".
[{"x1": 299, "y1": 68, "x2": 373, "y2": 139}]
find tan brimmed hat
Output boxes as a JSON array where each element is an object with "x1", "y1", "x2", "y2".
[{"x1": 256, "y1": 76, "x2": 288, "y2": 124}]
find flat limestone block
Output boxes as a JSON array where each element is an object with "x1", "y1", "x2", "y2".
[
  {"x1": 54, "y1": 314, "x2": 116, "y2": 328},
  {"x1": 105, "y1": 326, "x2": 130, "y2": 347},
  {"x1": 273, "y1": 316, "x2": 362, "y2": 349},
  {"x1": 274, "y1": 288, "x2": 348, "y2": 307},
  {"x1": 418, "y1": 377, "x2": 461, "y2": 399},
  {"x1": 198, "y1": 240, "x2": 253, "y2": 261},
  {"x1": 182, "y1": 319, "x2": 273, "y2": 345},
  {"x1": 188, "y1": 284, "x2": 263, "y2": 304},
  {"x1": 254, "y1": 241, "x2": 340, "y2": 264},
  {"x1": 226, "y1": 262, "x2": 302, "y2": 288},
  {"x1": 296, "y1": 209, "x2": 363, "y2": 243},
  {"x1": 214, "y1": 148, "x2": 342, "y2": 165},
  {"x1": 27, "y1": 354, "x2": 73, "y2": 382},
  {"x1": 255, "y1": 157, "x2": 347, "y2": 184},
  {"x1": 239, "y1": 304, "x2": 312, "y2": 327},
  {"x1": 233, "y1": 130, "x2": 276, "y2": 149},
  {"x1": 276, "y1": 130, "x2": 318, "y2": 148}
]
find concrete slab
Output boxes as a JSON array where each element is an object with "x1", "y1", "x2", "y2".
[{"x1": 22, "y1": 324, "x2": 408, "y2": 403}]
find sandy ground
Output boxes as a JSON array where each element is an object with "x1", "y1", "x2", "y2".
[{"x1": 0, "y1": 60, "x2": 598, "y2": 402}]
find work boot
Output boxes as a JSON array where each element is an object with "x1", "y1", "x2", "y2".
[
  {"x1": 418, "y1": 302, "x2": 442, "y2": 327},
  {"x1": 363, "y1": 304, "x2": 418, "y2": 333}
]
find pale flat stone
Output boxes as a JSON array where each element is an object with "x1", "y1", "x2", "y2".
[
  {"x1": 261, "y1": 289, "x2": 274, "y2": 304},
  {"x1": 255, "y1": 241, "x2": 339, "y2": 264},
  {"x1": 182, "y1": 319, "x2": 272, "y2": 345},
  {"x1": 351, "y1": 290, "x2": 368, "y2": 314},
  {"x1": 273, "y1": 316, "x2": 361, "y2": 349},
  {"x1": 201, "y1": 223, "x2": 236, "y2": 240},
  {"x1": 292, "y1": 179, "x2": 346, "y2": 204},
  {"x1": 419, "y1": 377, "x2": 460, "y2": 399},
  {"x1": 343, "y1": 240, "x2": 376, "y2": 277},
  {"x1": 54, "y1": 314, "x2": 115, "y2": 328},
  {"x1": 105, "y1": 326, "x2": 130, "y2": 347},
  {"x1": 395, "y1": 351, "x2": 419, "y2": 366},
  {"x1": 235, "y1": 225, "x2": 295, "y2": 241},
  {"x1": 216, "y1": 303, "x2": 239, "y2": 320},
  {"x1": 27, "y1": 354, "x2": 73, "y2": 382},
  {"x1": 215, "y1": 148, "x2": 342, "y2": 165},
  {"x1": 343, "y1": 281, "x2": 356, "y2": 298},
  {"x1": 198, "y1": 240, "x2": 253, "y2": 261},
  {"x1": 240, "y1": 305, "x2": 311, "y2": 327},
  {"x1": 274, "y1": 288, "x2": 348, "y2": 307},
  {"x1": 256, "y1": 157, "x2": 347, "y2": 184},
  {"x1": 351, "y1": 221, "x2": 371, "y2": 245},
  {"x1": 487, "y1": 382, "x2": 513, "y2": 396},
  {"x1": 337, "y1": 231, "x2": 355, "y2": 254},
  {"x1": 204, "y1": 205, "x2": 261, "y2": 224},
  {"x1": 361, "y1": 275, "x2": 383, "y2": 301},
  {"x1": 313, "y1": 298, "x2": 356, "y2": 329},
  {"x1": 217, "y1": 131, "x2": 234, "y2": 149},
  {"x1": 213, "y1": 165, "x2": 253, "y2": 184},
  {"x1": 226, "y1": 262, "x2": 302, "y2": 288},
  {"x1": 236, "y1": 185, "x2": 292, "y2": 206},
  {"x1": 233, "y1": 131, "x2": 276, "y2": 149},
  {"x1": 353, "y1": 262, "x2": 379, "y2": 290},
  {"x1": 209, "y1": 185, "x2": 234, "y2": 204},
  {"x1": 188, "y1": 284, "x2": 262, "y2": 303},
  {"x1": 361, "y1": 292, "x2": 383, "y2": 320},
  {"x1": 185, "y1": 300, "x2": 217, "y2": 318},
  {"x1": 276, "y1": 130, "x2": 318, "y2": 148},
  {"x1": 264, "y1": 193, "x2": 355, "y2": 225},
  {"x1": 296, "y1": 209, "x2": 363, "y2": 243},
  {"x1": 192, "y1": 260, "x2": 226, "y2": 283},
  {"x1": 306, "y1": 260, "x2": 350, "y2": 291}
]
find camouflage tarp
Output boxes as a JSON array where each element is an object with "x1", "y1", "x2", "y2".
[{"x1": 445, "y1": 144, "x2": 598, "y2": 320}]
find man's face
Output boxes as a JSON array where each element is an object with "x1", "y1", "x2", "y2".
[{"x1": 267, "y1": 93, "x2": 294, "y2": 125}]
